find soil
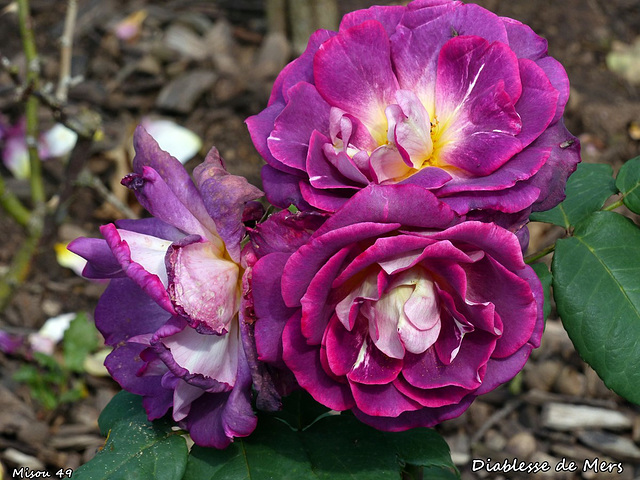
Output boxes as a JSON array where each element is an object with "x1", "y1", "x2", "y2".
[{"x1": 1, "y1": 0, "x2": 639, "y2": 478}]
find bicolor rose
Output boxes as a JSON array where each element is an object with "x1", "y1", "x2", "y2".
[
  {"x1": 69, "y1": 127, "x2": 262, "y2": 448},
  {"x1": 251, "y1": 184, "x2": 544, "y2": 430},
  {"x1": 246, "y1": 0, "x2": 580, "y2": 230}
]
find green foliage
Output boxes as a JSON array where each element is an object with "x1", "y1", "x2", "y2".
[
  {"x1": 552, "y1": 211, "x2": 640, "y2": 404},
  {"x1": 183, "y1": 412, "x2": 459, "y2": 480},
  {"x1": 12, "y1": 312, "x2": 99, "y2": 410},
  {"x1": 530, "y1": 263, "x2": 553, "y2": 322},
  {"x1": 615, "y1": 156, "x2": 640, "y2": 214},
  {"x1": 84, "y1": 391, "x2": 459, "y2": 480},
  {"x1": 74, "y1": 392, "x2": 188, "y2": 480},
  {"x1": 64, "y1": 311, "x2": 100, "y2": 372},
  {"x1": 13, "y1": 351, "x2": 87, "y2": 410},
  {"x1": 530, "y1": 163, "x2": 618, "y2": 228}
]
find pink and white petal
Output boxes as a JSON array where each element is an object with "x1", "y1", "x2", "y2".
[
  {"x1": 262, "y1": 165, "x2": 312, "y2": 211},
  {"x1": 282, "y1": 221, "x2": 400, "y2": 307},
  {"x1": 313, "y1": 20, "x2": 399, "y2": 143},
  {"x1": 68, "y1": 237, "x2": 124, "y2": 280},
  {"x1": 527, "y1": 120, "x2": 580, "y2": 212},
  {"x1": 535, "y1": 56, "x2": 570, "y2": 124},
  {"x1": 282, "y1": 313, "x2": 356, "y2": 411},
  {"x1": 463, "y1": 257, "x2": 537, "y2": 358},
  {"x1": 475, "y1": 343, "x2": 534, "y2": 395},
  {"x1": 122, "y1": 166, "x2": 220, "y2": 246},
  {"x1": 389, "y1": 24, "x2": 440, "y2": 116},
  {"x1": 172, "y1": 380, "x2": 206, "y2": 421},
  {"x1": 398, "y1": 315, "x2": 440, "y2": 355},
  {"x1": 95, "y1": 278, "x2": 170, "y2": 345},
  {"x1": 268, "y1": 82, "x2": 331, "y2": 171},
  {"x1": 339, "y1": 4, "x2": 406, "y2": 36},
  {"x1": 501, "y1": 17, "x2": 547, "y2": 60},
  {"x1": 2, "y1": 135, "x2": 30, "y2": 179},
  {"x1": 185, "y1": 346, "x2": 257, "y2": 448},
  {"x1": 369, "y1": 144, "x2": 412, "y2": 183},
  {"x1": 514, "y1": 58, "x2": 559, "y2": 148},
  {"x1": 300, "y1": 246, "x2": 353, "y2": 343},
  {"x1": 248, "y1": 210, "x2": 326, "y2": 257},
  {"x1": 403, "y1": 273, "x2": 440, "y2": 331},
  {"x1": 299, "y1": 181, "x2": 351, "y2": 213},
  {"x1": 399, "y1": 165, "x2": 452, "y2": 189},
  {"x1": 441, "y1": 180, "x2": 541, "y2": 215},
  {"x1": 313, "y1": 184, "x2": 455, "y2": 239},
  {"x1": 394, "y1": 376, "x2": 470, "y2": 408},
  {"x1": 167, "y1": 240, "x2": 240, "y2": 334},
  {"x1": 350, "y1": 382, "x2": 421, "y2": 417},
  {"x1": 110, "y1": 228, "x2": 171, "y2": 284},
  {"x1": 104, "y1": 344, "x2": 173, "y2": 420},
  {"x1": 361, "y1": 287, "x2": 407, "y2": 359},
  {"x1": 161, "y1": 320, "x2": 239, "y2": 387},
  {"x1": 271, "y1": 29, "x2": 336, "y2": 105},
  {"x1": 335, "y1": 270, "x2": 381, "y2": 331},
  {"x1": 403, "y1": 330, "x2": 495, "y2": 390},
  {"x1": 246, "y1": 103, "x2": 300, "y2": 174},
  {"x1": 115, "y1": 218, "x2": 184, "y2": 242},
  {"x1": 320, "y1": 146, "x2": 370, "y2": 186},
  {"x1": 433, "y1": 300, "x2": 474, "y2": 366},
  {"x1": 436, "y1": 36, "x2": 522, "y2": 125},
  {"x1": 393, "y1": 90, "x2": 434, "y2": 168},
  {"x1": 193, "y1": 148, "x2": 263, "y2": 262},
  {"x1": 436, "y1": 146, "x2": 550, "y2": 194},
  {"x1": 324, "y1": 314, "x2": 366, "y2": 378},
  {"x1": 132, "y1": 127, "x2": 219, "y2": 238},
  {"x1": 101, "y1": 224, "x2": 175, "y2": 313},
  {"x1": 307, "y1": 131, "x2": 367, "y2": 189},
  {"x1": 253, "y1": 253, "x2": 295, "y2": 366}
]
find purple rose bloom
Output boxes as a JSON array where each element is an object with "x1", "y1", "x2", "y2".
[
  {"x1": 251, "y1": 184, "x2": 543, "y2": 430},
  {"x1": 69, "y1": 127, "x2": 262, "y2": 448},
  {"x1": 246, "y1": 0, "x2": 580, "y2": 230}
]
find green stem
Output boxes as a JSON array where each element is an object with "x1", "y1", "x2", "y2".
[
  {"x1": 525, "y1": 243, "x2": 556, "y2": 264},
  {"x1": 1, "y1": 0, "x2": 45, "y2": 312},
  {"x1": 17, "y1": 0, "x2": 45, "y2": 206},
  {"x1": 0, "y1": 175, "x2": 31, "y2": 227},
  {"x1": 0, "y1": 234, "x2": 40, "y2": 311},
  {"x1": 602, "y1": 198, "x2": 625, "y2": 211}
]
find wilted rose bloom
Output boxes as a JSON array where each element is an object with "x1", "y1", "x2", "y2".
[
  {"x1": 246, "y1": 0, "x2": 580, "y2": 230},
  {"x1": 250, "y1": 184, "x2": 543, "y2": 429},
  {"x1": 69, "y1": 127, "x2": 262, "y2": 448}
]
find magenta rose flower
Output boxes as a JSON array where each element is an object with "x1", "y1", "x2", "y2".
[
  {"x1": 250, "y1": 184, "x2": 543, "y2": 429},
  {"x1": 246, "y1": 0, "x2": 580, "y2": 230},
  {"x1": 69, "y1": 127, "x2": 262, "y2": 448}
]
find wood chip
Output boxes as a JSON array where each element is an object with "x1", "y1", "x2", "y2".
[
  {"x1": 542, "y1": 403, "x2": 632, "y2": 431},
  {"x1": 2, "y1": 448, "x2": 44, "y2": 471},
  {"x1": 578, "y1": 431, "x2": 640, "y2": 461},
  {"x1": 156, "y1": 70, "x2": 217, "y2": 113},
  {"x1": 164, "y1": 24, "x2": 208, "y2": 61}
]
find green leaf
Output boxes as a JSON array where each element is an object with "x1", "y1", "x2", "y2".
[
  {"x1": 184, "y1": 416, "x2": 319, "y2": 480},
  {"x1": 63, "y1": 312, "x2": 99, "y2": 372},
  {"x1": 272, "y1": 389, "x2": 331, "y2": 430},
  {"x1": 552, "y1": 211, "x2": 640, "y2": 404},
  {"x1": 387, "y1": 428, "x2": 457, "y2": 471},
  {"x1": 616, "y1": 156, "x2": 640, "y2": 214},
  {"x1": 183, "y1": 412, "x2": 459, "y2": 480},
  {"x1": 76, "y1": 391, "x2": 188, "y2": 480},
  {"x1": 530, "y1": 163, "x2": 617, "y2": 228},
  {"x1": 531, "y1": 263, "x2": 553, "y2": 321},
  {"x1": 301, "y1": 415, "x2": 398, "y2": 479},
  {"x1": 98, "y1": 391, "x2": 148, "y2": 436}
]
